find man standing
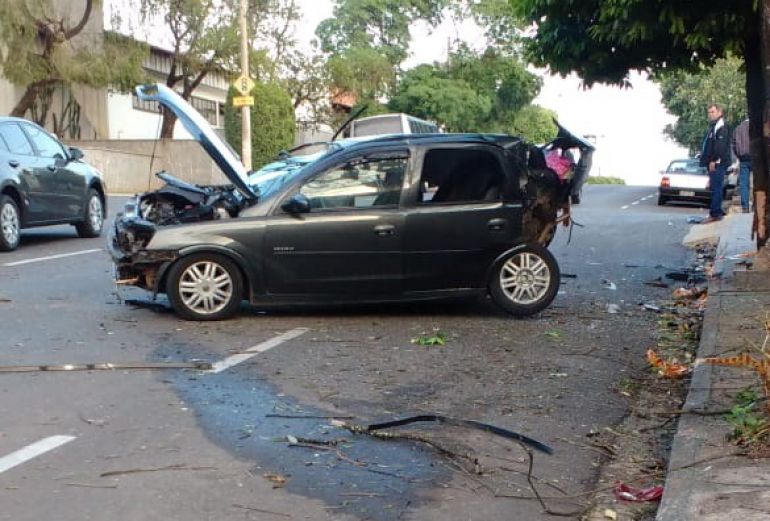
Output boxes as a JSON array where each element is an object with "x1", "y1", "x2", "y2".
[
  {"x1": 699, "y1": 104, "x2": 730, "y2": 223},
  {"x1": 732, "y1": 117, "x2": 751, "y2": 213}
]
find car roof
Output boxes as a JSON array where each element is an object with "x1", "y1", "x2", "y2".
[
  {"x1": 335, "y1": 133, "x2": 523, "y2": 150},
  {"x1": 0, "y1": 116, "x2": 38, "y2": 125}
]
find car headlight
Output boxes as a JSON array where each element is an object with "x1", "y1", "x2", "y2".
[{"x1": 122, "y1": 197, "x2": 140, "y2": 218}]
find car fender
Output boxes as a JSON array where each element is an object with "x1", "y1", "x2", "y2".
[{"x1": 160, "y1": 244, "x2": 258, "y2": 298}]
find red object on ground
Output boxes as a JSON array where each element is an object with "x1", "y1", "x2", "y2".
[{"x1": 614, "y1": 483, "x2": 664, "y2": 502}]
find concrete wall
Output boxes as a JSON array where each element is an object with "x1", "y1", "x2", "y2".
[{"x1": 70, "y1": 140, "x2": 229, "y2": 194}]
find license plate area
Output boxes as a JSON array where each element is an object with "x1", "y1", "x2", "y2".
[{"x1": 679, "y1": 190, "x2": 695, "y2": 197}]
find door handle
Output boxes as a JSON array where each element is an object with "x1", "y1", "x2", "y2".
[
  {"x1": 373, "y1": 224, "x2": 395, "y2": 236},
  {"x1": 488, "y1": 218, "x2": 507, "y2": 231},
  {"x1": 8, "y1": 160, "x2": 19, "y2": 168}
]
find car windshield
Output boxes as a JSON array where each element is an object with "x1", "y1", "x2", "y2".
[{"x1": 667, "y1": 160, "x2": 705, "y2": 174}]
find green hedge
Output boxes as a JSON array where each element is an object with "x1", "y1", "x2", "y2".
[
  {"x1": 585, "y1": 176, "x2": 626, "y2": 185},
  {"x1": 224, "y1": 82, "x2": 295, "y2": 170}
]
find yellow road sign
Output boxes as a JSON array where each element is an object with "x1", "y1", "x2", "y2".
[
  {"x1": 233, "y1": 95, "x2": 254, "y2": 107},
  {"x1": 233, "y1": 75, "x2": 255, "y2": 95}
]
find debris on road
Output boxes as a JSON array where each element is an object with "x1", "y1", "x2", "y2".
[
  {"x1": 603, "y1": 508, "x2": 618, "y2": 519},
  {"x1": 232, "y1": 504, "x2": 292, "y2": 518},
  {"x1": 646, "y1": 349, "x2": 690, "y2": 378},
  {"x1": 606, "y1": 304, "x2": 621, "y2": 314},
  {"x1": 263, "y1": 473, "x2": 288, "y2": 488},
  {"x1": 602, "y1": 279, "x2": 617, "y2": 291},
  {"x1": 643, "y1": 278, "x2": 669, "y2": 289},
  {"x1": 410, "y1": 330, "x2": 447, "y2": 346},
  {"x1": 545, "y1": 330, "x2": 561, "y2": 339},
  {"x1": 672, "y1": 286, "x2": 707, "y2": 300},
  {"x1": 100, "y1": 464, "x2": 216, "y2": 478},
  {"x1": 0, "y1": 361, "x2": 212, "y2": 373},
  {"x1": 613, "y1": 483, "x2": 664, "y2": 502}
]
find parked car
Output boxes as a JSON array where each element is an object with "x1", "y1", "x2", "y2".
[
  {"x1": 0, "y1": 118, "x2": 107, "y2": 251},
  {"x1": 657, "y1": 158, "x2": 712, "y2": 206},
  {"x1": 110, "y1": 84, "x2": 582, "y2": 321}
]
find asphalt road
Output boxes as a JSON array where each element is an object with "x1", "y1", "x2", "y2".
[{"x1": 0, "y1": 185, "x2": 706, "y2": 521}]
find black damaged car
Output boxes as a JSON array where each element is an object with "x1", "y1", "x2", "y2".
[{"x1": 110, "y1": 84, "x2": 585, "y2": 321}]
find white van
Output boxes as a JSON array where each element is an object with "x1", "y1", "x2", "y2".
[{"x1": 346, "y1": 113, "x2": 440, "y2": 138}]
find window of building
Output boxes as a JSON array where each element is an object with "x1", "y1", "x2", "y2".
[
  {"x1": 191, "y1": 96, "x2": 219, "y2": 127},
  {"x1": 132, "y1": 92, "x2": 161, "y2": 114}
]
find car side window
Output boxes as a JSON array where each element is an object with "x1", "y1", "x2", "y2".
[
  {"x1": 299, "y1": 156, "x2": 407, "y2": 210},
  {"x1": 23, "y1": 124, "x2": 66, "y2": 159},
  {"x1": 0, "y1": 123, "x2": 34, "y2": 156},
  {"x1": 419, "y1": 148, "x2": 504, "y2": 204}
]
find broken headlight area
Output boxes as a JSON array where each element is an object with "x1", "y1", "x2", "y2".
[
  {"x1": 131, "y1": 170, "x2": 250, "y2": 226},
  {"x1": 114, "y1": 250, "x2": 178, "y2": 291}
]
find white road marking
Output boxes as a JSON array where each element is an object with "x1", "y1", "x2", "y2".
[
  {"x1": 632, "y1": 201, "x2": 640, "y2": 205},
  {"x1": 3, "y1": 249, "x2": 102, "y2": 267},
  {"x1": 0, "y1": 435, "x2": 76, "y2": 475},
  {"x1": 621, "y1": 205, "x2": 630, "y2": 209},
  {"x1": 209, "y1": 328, "x2": 309, "y2": 374}
]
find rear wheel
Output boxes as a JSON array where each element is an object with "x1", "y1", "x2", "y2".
[
  {"x1": 0, "y1": 195, "x2": 21, "y2": 251},
  {"x1": 166, "y1": 253, "x2": 244, "y2": 321},
  {"x1": 75, "y1": 189, "x2": 104, "y2": 238},
  {"x1": 489, "y1": 244, "x2": 560, "y2": 316}
]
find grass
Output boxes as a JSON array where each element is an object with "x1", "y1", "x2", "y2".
[
  {"x1": 585, "y1": 176, "x2": 626, "y2": 185},
  {"x1": 726, "y1": 386, "x2": 770, "y2": 446}
]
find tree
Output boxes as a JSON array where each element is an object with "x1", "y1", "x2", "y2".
[
  {"x1": 224, "y1": 82, "x2": 295, "y2": 169},
  {"x1": 506, "y1": 104, "x2": 557, "y2": 143},
  {"x1": 658, "y1": 56, "x2": 747, "y2": 154},
  {"x1": 511, "y1": 0, "x2": 770, "y2": 247},
  {"x1": 0, "y1": 0, "x2": 147, "y2": 122},
  {"x1": 139, "y1": 0, "x2": 240, "y2": 138}
]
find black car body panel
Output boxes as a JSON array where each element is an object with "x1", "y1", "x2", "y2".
[{"x1": 0, "y1": 118, "x2": 107, "y2": 230}]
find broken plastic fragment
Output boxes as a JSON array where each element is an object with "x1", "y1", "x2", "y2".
[
  {"x1": 614, "y1": 483, "x2": 664, "y2": 502},
  {"x1": 646, "y1": 349, "x2": 690, "y2": 378}
]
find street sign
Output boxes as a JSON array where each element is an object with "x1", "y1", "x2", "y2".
[
  {"x1": 233, "y1": 95, "x2": 254, "y2": 107},
  {"x1": 233, "y1": 75, "x2": 254, "y2": 95}
]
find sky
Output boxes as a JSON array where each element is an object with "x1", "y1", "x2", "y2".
[{"x1": 294, "y1": 0, "x2": 688, "y2": 186}]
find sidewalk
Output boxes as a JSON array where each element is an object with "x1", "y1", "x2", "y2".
[{"x1": 657, "y1": 212, "x2": 770, "y2": 520}]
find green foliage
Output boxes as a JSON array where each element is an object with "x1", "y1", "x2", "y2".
[
  {"x1": 318, "y1": 0, "x2": 448, "y2": 66},
  {"x1": 585, "y1": 176, "x2": 625, "y2": 185},
  {"x1": 726, "y1": 387, "x2": 769, "y2": 445},
  {"x1": 327, "y1": 47, "x2": 396, "y2": 101},
  {"x1": 506, "y1": 104, "x2": 557, "y2": 143},
  {"x1": 0, "y1": 0, "x2": 147, "y2": 115},
  {"x1": 512, "y1": 0, "x2": 757, "y2": 87},
  {"x1": 411, "y1": 330, "x2": 447, "y2": 346},
  {"x1": 657, "y1": 55, "x2": 747, "y2": 154},
  {"x1": 224, "y1": 83, "x2": 296, "y2": 170}
]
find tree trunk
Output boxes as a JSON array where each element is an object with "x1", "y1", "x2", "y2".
[
  {"x1": 159, "y1": 109, "x2": 177, "y2": 138},
  {"x1": 10, "y1": 80, "x2": 56, "y2": 118}
]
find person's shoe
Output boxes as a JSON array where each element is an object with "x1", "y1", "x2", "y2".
[
  {"x1": 743, "y1": 207, "x2": 751, "y2": 213},
  {"x1": 699, "y1": 216, "x2": 724, "y2": 224}
]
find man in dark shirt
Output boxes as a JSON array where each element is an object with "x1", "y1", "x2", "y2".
[
  {"x1": 699, "y1": 104, "x2": 730, "y2": 223},
  {"x1": 732, "y1": 118, "x2": 751, "y2": 212}
]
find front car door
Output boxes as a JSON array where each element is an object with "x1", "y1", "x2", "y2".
[
  {"x1": 403, "y1": 144, "x2": 524, "y2": 292},
  {"x1": 264, "y1": 150, "x2": 409, "y2": 297},
  {"x1": 21, "y1": 123, "x2": 85, "y2": 221}
]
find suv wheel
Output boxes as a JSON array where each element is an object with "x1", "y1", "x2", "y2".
[
  {"x1": 167, "y1": 253, "x2": 244, "y2": 321},
  {"x1": 489, "y1": 244, "x2": 560, "y2": 316},
  {"x1": 0, "y1": 195, "x2": 21, "y2": 251},
  {"x1": 75, "y1": 189, "x2": 104, "y2": 238}
]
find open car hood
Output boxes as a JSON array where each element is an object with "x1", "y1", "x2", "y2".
[
  {"x1": 548, "y1": 120, "x2": 596, "y2": 151},
  {"x1": 135, "y1": 84, "x2": 257, "y2": 201}
]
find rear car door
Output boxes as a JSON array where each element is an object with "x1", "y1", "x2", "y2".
[
  {"x1": 403, "y1": 144, "x2": 524, "y2": 292},
  {"x1": 0, "y1": 122, "x2": 48, "y2": 222},
  {"x1": 21, "y1": 123, "x2": 84, "y2": 220},
  {"x1": 264, "y1": 151, "x2": 409, "y2": 296}
]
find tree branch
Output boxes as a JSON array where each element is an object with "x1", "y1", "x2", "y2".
[{"x1": 64, "y1": 0, "x2": 93, "y2": 40}]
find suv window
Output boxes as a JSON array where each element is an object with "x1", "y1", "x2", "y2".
[
  {"x1": 23, "y1": 124, "x2": 66, "y2": 159},
  {"x1": 0, "y1": 123, "x2": 34, "y2": 155},
  {"x1": 300, "y1": 156, "x2": 407, "y2": 210},
  {"x1": 419, "y1": 148, "x2": 504, "y2": 204}
]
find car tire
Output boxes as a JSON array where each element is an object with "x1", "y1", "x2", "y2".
[
  {"x1": 75, "y1": 189, "x2": 104, "y2": 238},
  {"x1": 166, "y1": 253, "x2": 244, "y2": 321},
  {"x1": 489, "y1": 244, "x2": 560, "y2": 317},
  {"x1": 657, "y1": 195, "x2": 667, "y2": 206},
  {"x1": 0, "y1": 195, "x2": 21, "y2": 252}
]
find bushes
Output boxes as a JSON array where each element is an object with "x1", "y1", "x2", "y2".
[{"x1": 224, "y1": 82, "x2": 295, "y2": 170}]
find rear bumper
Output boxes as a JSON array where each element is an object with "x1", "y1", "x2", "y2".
[{"x1": 659, "y1": 188, "x2": 711, "y2": 201}]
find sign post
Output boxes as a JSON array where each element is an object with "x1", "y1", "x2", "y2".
[{"x1": 238, "y1": 0, "x2": 251, "y2": 170}]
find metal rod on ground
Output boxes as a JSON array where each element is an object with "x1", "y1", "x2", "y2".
[{"x1": 0, "y1": 361, "x2": 212, "y2": 373}]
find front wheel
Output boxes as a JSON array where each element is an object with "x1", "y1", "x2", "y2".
[
  {"x1": 75, "y1": 189, "x2": 104, "y2": 238},
  {"x1": 489, "y1": 244, "x2": 560, "y2": 316},
  {"x1": 166, "y1": 253, "x2": 244, "y2": 321},
  {"x1": 0, "y1": 195, "x2": 21, "y2": 251}
]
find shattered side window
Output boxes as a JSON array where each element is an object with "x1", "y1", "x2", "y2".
[
  {"x1": 419, "y1": 148, "x2": 504, "y2": 204},
  {"x1": 300, "y1": 156, "x2": 407, "y2": 210}
]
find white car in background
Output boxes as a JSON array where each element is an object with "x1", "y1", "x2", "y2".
[{"x1": 658, "y1": 158, "x2": 712, "y2": 206}]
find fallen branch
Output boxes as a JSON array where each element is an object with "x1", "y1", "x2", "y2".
[{"x1": 100, "y1": 464, "x2": 216, "y2": 478}]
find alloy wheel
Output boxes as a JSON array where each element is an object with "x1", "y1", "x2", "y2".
[
  {"x1": 499, "y1": 252, "x2": 551, "y2": 305},
  {"x1": 1, "y1": 202, "x2": 19, "y2": 247},
  {"x1": 88, "y1": 196, "x2": 103, "y2": 232},
  {"x1": 178, "y1": 260, "x2": 234, "y2": 315}
]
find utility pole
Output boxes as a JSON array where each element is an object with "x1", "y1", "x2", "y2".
[{"x1": 239, "y1": 0, "x2": 252, "y2": 170}]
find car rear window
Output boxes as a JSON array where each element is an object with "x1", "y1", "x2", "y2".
[
  {"x1": 667, "y1": 160, "x2": 705, "y2": 174},
  {"x1": 0, "y1": 123, "x2": 34, "y2": 155}
]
